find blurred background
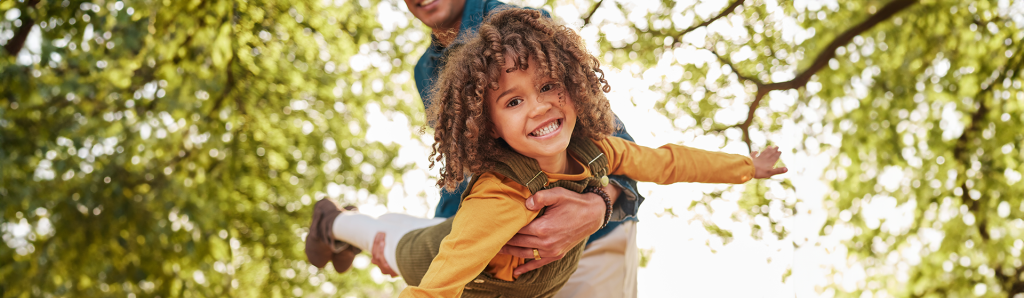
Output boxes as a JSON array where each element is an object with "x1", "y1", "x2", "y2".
[{"x1": 2, "y1": 0, "x2": 1023, "y2": 297}]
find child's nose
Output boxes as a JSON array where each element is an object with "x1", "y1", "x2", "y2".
[{"x1": 527, "y1": 94, "x2": 554, "y2": 117}]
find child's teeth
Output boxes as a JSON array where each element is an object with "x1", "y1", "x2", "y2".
[{"x1": 532, "y1": 121, "x2": 559, "y2": 137}]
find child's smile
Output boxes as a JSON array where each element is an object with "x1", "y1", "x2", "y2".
[
  {"x1": 528, "y1": 119, "x2": 562, "y2": 138},
  {"x1": 487, "y1": 56, "x2": 577, "y2": 174}
]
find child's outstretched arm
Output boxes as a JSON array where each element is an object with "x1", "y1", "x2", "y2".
[{"x1": 595, "y1": 136, "x2": 786, "y2": 185}]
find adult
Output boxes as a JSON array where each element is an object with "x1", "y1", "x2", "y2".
[{"x1": 382, "y1": 0, "x2": 644, "y2": 296}]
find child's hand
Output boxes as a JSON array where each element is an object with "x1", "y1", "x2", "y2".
[{"x1": 751, "y1": 146, "x2": 788, "y2": 179}]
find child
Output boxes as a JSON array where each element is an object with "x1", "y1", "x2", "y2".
[{"x1": 304, "y1": 8, "x2": 788, "y2": 297}]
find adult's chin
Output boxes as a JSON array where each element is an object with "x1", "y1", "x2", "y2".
[{"x1": 425, "y1": 15, "x2": 458, "y2": 30}]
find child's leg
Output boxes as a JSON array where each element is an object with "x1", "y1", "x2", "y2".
[
  {"x1": 392, "y1": 217, "x2": 455, "y2": 286},
  {"x1": 377, "y1": 214, "x2": 445, "y2": 272},
  {"x1": 331, "y1": 212, "x2": 444, "y2": 274},
  {"x1": 378, "y1": 213, "x2": 446, "y2": 229},
  {"x1": 329, "y1": 212, "x2": 382, "y2": 252}
]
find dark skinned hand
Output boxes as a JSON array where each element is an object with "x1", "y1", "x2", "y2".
[
  {"x1": 370, "y1": 232, "x2": 399, "y2": 277},
  {"x1": 498, "y1": 184, "x2": 621, "y2": 278}
]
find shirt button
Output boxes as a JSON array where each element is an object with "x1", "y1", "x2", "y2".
[{"x1": 473, "y1": 279, "x2": 485, "y2": 283}]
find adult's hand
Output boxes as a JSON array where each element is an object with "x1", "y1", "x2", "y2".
[
  {"x1": 371, "y1": 232, "x2": 399, "y2": 277},
  {"x1": 498, "y1": 184, "x2": 621, "y2": 277}
]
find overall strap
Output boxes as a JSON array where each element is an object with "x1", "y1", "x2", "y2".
[
  {"x1": 460, "y1": 136, "x2": 610, "y2": 202},
  {"x1": 458, "y1": 151, "x2": 545, "y2": 201}
]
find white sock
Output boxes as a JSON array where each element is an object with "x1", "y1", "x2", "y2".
[{"x1": 331, "y1": 212, "x2": 445, "y2": 274}]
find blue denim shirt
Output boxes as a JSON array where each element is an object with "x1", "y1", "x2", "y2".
[{"x1": 414, "y1": 0, "x2": 643, "y2": 243}]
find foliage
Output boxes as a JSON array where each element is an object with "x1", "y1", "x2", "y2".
[
  {"x1": 1, "y1": 0, "x2": 426, "y2": 296},
  {"x1": 578, "y1": 0, "x2": 1024, "y2": 297}
]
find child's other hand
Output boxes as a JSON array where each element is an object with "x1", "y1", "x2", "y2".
[{"x1": 751, "y1": 146, "x2": 788, "y2": 179}]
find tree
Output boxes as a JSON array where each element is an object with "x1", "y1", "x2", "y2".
[
  {"x1": 3, "y1": 0, "x2": 1023, "y2": 297},
  {"x1": 1, "y1": 0, "x2": 426, "y2": 296},
  {"x1": 578, "y1": 0, "x2": 1023, "y2": 296}
]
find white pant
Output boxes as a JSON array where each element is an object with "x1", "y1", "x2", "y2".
[{"x1": 556, "y1": 221, "x2": 638, "y2": 298}]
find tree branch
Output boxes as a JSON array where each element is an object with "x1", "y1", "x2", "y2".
[
  {"x1": 945, "y1": 45, "x2": 1024, "y2": 298},
  {"x1": 952, "y1": 39, "x2": 1023, "y2": 243},
  {"x1": 995, "y1": 263, "x2": 1024, "y2": 297},
  {"x1": 737, "y1": 89, "x2": 768, "y2": 151},
  {"x1": 760, "y1": 0, "x2": 917, "y2": 92},
  {"x1": 953, "y1": 40, "x2": 1024, "y2": 168},
  {"x1": 717, "y1": 0, "x2": 918, "y2": 152},
  {"x1": 209, "y1": 57, "x2": 236, "y2": 117},
  {"x1": 581, "y1": 0, "x2": 604, "y2": 27},
  {"x1": 3, "y1": 0, "x2": 41, "y2": 56},
  {"x1": 711, "y1": 50, "x2": 763, "y2": 86},
  {"x1": 672, "y1": 0, "x2": 745, "y2": 43}
]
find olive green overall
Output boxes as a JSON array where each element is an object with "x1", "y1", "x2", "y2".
[{"x1": 395, "y1": 137, "x2": 610, "y2": 297}]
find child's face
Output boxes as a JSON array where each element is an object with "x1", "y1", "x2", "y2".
[{"x1": 486, "y1": 56, "x2": 577, "y2": 162}]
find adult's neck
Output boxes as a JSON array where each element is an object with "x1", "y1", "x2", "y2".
[{"x1": 432, "y1": 19, "x2": 461, "y2": 47}]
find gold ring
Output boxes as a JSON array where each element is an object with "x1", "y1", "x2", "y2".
[{"x1": 532, "y1": 248, "x2": 541, "y2": 261}]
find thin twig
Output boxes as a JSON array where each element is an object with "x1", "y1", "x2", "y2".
[
  {"x1": 209, "y1": 57, "x2": 236, "y2": 116},
  {"x1": 3, "y1": 0, "x2": 41, "y2": 55},
  {"x1": 737, "y1": 89, "x2": 768, "y2": 150},
  {"x1": 711, "y1": 51, "x2": 763, "y2": 86},
  {"x1": 672, "y1": 0, "x2": 745, "y2": 43},
  {"x1": 581, "y1": 0, "x2": 604, "y2": 27}
]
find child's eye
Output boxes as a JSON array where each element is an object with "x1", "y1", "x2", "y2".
[
  {"x1": 507, "y1": 98, "x2": 523, "y2": 107},
  {"x1": 540, "y1": 83, "x2": 558, "y2": 93}
]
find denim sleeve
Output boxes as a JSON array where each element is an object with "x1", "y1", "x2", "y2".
[
  {"x1": 433, "y1": 178, "x2": 468, "y2": 218},
  {"x1": 607, "y1": 114, "x2": 644, "y2": 222}
]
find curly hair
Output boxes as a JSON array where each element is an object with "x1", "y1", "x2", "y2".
[{"x1": 426, "y1": 8, "x2": 617, "y2": 191}]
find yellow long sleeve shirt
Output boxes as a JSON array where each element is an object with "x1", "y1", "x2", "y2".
[{"x1": 399, "y1": 136, "x2": 754, "y2": 297}]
